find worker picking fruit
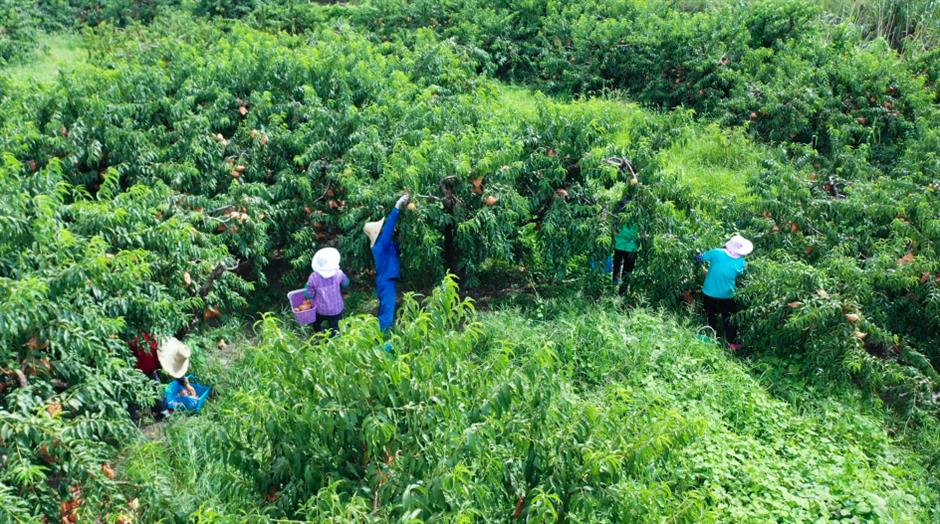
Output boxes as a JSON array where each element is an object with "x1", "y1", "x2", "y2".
[
  {"x1": 302, "y1": 247, "x2": 350, "y2": 335},
  {"x1": 363, "y1": 191, "x2": 410, "y2": 338}
]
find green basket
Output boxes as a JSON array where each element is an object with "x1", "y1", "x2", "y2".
[{"x1": 695, "y1": 326, "x2": 720, "y2": 347}]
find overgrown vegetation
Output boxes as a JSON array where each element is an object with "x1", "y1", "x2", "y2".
[
  {"x1": 0, "y1": 0, "x2": 938, "y2": 521},
  {"x1": 121, "y1": 278, "x2": 940, "y2": 522}
]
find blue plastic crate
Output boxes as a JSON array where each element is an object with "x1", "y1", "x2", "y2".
[{"x1": 165, "y1": 375, "x2": 211, "y2": 413}]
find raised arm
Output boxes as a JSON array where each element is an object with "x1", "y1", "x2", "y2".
[{"x1": 376, "y1": 207, "x2": 400, "y2": 247}]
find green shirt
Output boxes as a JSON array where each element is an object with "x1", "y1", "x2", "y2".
[{"x1": 614, "y1": 224, "x2": 638, "y2": 252}]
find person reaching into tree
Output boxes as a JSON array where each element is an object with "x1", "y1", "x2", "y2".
[
  {"x1": 611, "y1": 195, "x2": 639, "y2": 294},
  {"x1": 695, "y1": 234, "x2": 753, "y2": 351},
  {"x1": 363, "y1": 191, "x2": 409, "y2": 336},
  {"x1": 304, "y1": 247, "x2": 350, "y2": 335}
]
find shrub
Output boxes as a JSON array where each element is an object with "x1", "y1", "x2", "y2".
[{"x1": 0, "y1": 0, "x2": 39, "y2": 63}]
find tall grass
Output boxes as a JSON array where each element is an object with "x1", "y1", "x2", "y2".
[
  {"x1": 819, "y1": 0, "x2": 940, "y2": 50},
  {"x1": 5, "y1": 32, "x2": 88, "y2": 85}
]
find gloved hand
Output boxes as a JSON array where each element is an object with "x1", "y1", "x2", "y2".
[{"x1": 395, "y1": 192, "x2": 410, "y2": 209}]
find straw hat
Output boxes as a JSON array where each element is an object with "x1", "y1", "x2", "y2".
[
  {"x1": 724, "y1": 234, "x2": 754, "y2": 258},
  {"x1": 157, "y1": 337, "x2": 191, "y2": 378},
  {"x1": 311, "y1": 247, "x2": 341, "y2": 278},
  {"x1": 363, "y1": 218, "x2": 385, "y2": 248}
]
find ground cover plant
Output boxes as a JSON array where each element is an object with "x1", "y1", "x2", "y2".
[
  {"x1": 0, "y1": 0, "x2": 939, "y2": 521},
  {"x1": 119, "y1": 278, "x2": 940, "y2": 522}
]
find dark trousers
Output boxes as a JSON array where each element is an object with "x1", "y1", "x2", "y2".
[
  {"x1": 314, "y1": 311, "x2": 343, "y2": 335},
  {"x1": 612, "y1": 250, "x2": 637, "y2": 285},
  {"x1": 703, "y1": 295, "x2": 738, "y2": 344}
]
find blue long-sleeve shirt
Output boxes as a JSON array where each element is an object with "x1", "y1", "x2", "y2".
[{"x1": 372, "y1": 207, "x2": 401, "y2": 283}]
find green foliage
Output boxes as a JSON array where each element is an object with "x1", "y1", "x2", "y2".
[
  {"x1": 0, "y1": 0, "x2": 40, "y2": 63},
  {"x1": 1, "y1": 3, "x2": 940, "y2": 520},
  {"x1": 36, "y1": 0, "x2": 182, "y2": 28},
  {"x1": 820, "y1": 0, "x2": 940, "y2": 49},
  {"x1": 341, "y1": 0, "x2": 938, "y2": 174},
  {"x1": 123, "y1": 279, "x2": 940, "y2": 521},
  {"x1": 191, "y1": 0, "x2": 259, "y2": 19},
  {"x1": 0, "y1": 152, "x2": 246, "y2": 519}
]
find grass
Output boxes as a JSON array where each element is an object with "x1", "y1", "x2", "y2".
[
  {"x1": 5, "y1": 33, "x2": 88, "y2": 85},
  {"x1": 658, "y1": 123, "x2": 760, "y2": 202},
  {"x1": 492, "y1": 84, "x2": 659, "y2": 150}
]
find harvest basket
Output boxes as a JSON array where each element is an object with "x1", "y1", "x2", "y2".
[
  {"x1": 288, "y1": 289, "x2": 318, "y2": 325},
  {"x1": 165, "y1": 375, "x2": 211, "y2": 413},
  {"x1": 589, "y1": 256, "x2": 613, "y2": 273},
  {"x1": 695, "y1": 326, "x2": 720, "y2": 347}
]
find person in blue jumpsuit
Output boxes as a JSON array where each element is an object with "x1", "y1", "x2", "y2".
[{"x1": 363, "y1": 192, "x2": 410, "y2": 332}]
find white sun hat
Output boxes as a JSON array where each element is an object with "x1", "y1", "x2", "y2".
[
  {"x1": 725, "y1": 234, "x2": 754, "y2": 258},
  {"x1": 157, "y1": 337, "x2": 191, "y2": 378},
  {"x1": 311, "y1": 247, "x2": 341, "y2": 278},
  {"x1": 363, "y1": 218, "x2": 385, "y2": 248}
]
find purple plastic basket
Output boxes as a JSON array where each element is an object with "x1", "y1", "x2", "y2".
[{"x1": 288, "y1": 289, "x2": 318, "y2": 325}]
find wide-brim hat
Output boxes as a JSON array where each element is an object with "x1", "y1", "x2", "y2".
[
  {"x1": 157, "y1": 337, "x2": 191, "y2": 378},
  {"x1": 312, "y1": 247, "x2": 341, "y2": 278},
  {"x1": 725, "y1": 234, "x2": 754, "y2": 258},
  {"x1": 363, "y1": 218, "x2": 385, "y2": 248}
]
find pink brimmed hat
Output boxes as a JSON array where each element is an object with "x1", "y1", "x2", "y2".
[{"x1": 724, "y1": 235, "x2": 754, "y2": 258}]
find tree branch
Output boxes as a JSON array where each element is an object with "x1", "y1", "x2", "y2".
[
  {"x1": 175, "y1": 261, "x2": 236, "y2": 339},
  {"x1": 13, "y1": 368, "x2": 28, "y2": 389}
]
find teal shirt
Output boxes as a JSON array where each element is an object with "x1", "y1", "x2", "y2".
[
  {"x1": 614, "y1": 224, "x2": 638, "y2": 252},
  {"x1": 701, "y1": 248, "x2": 745, "y2": 299}
]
